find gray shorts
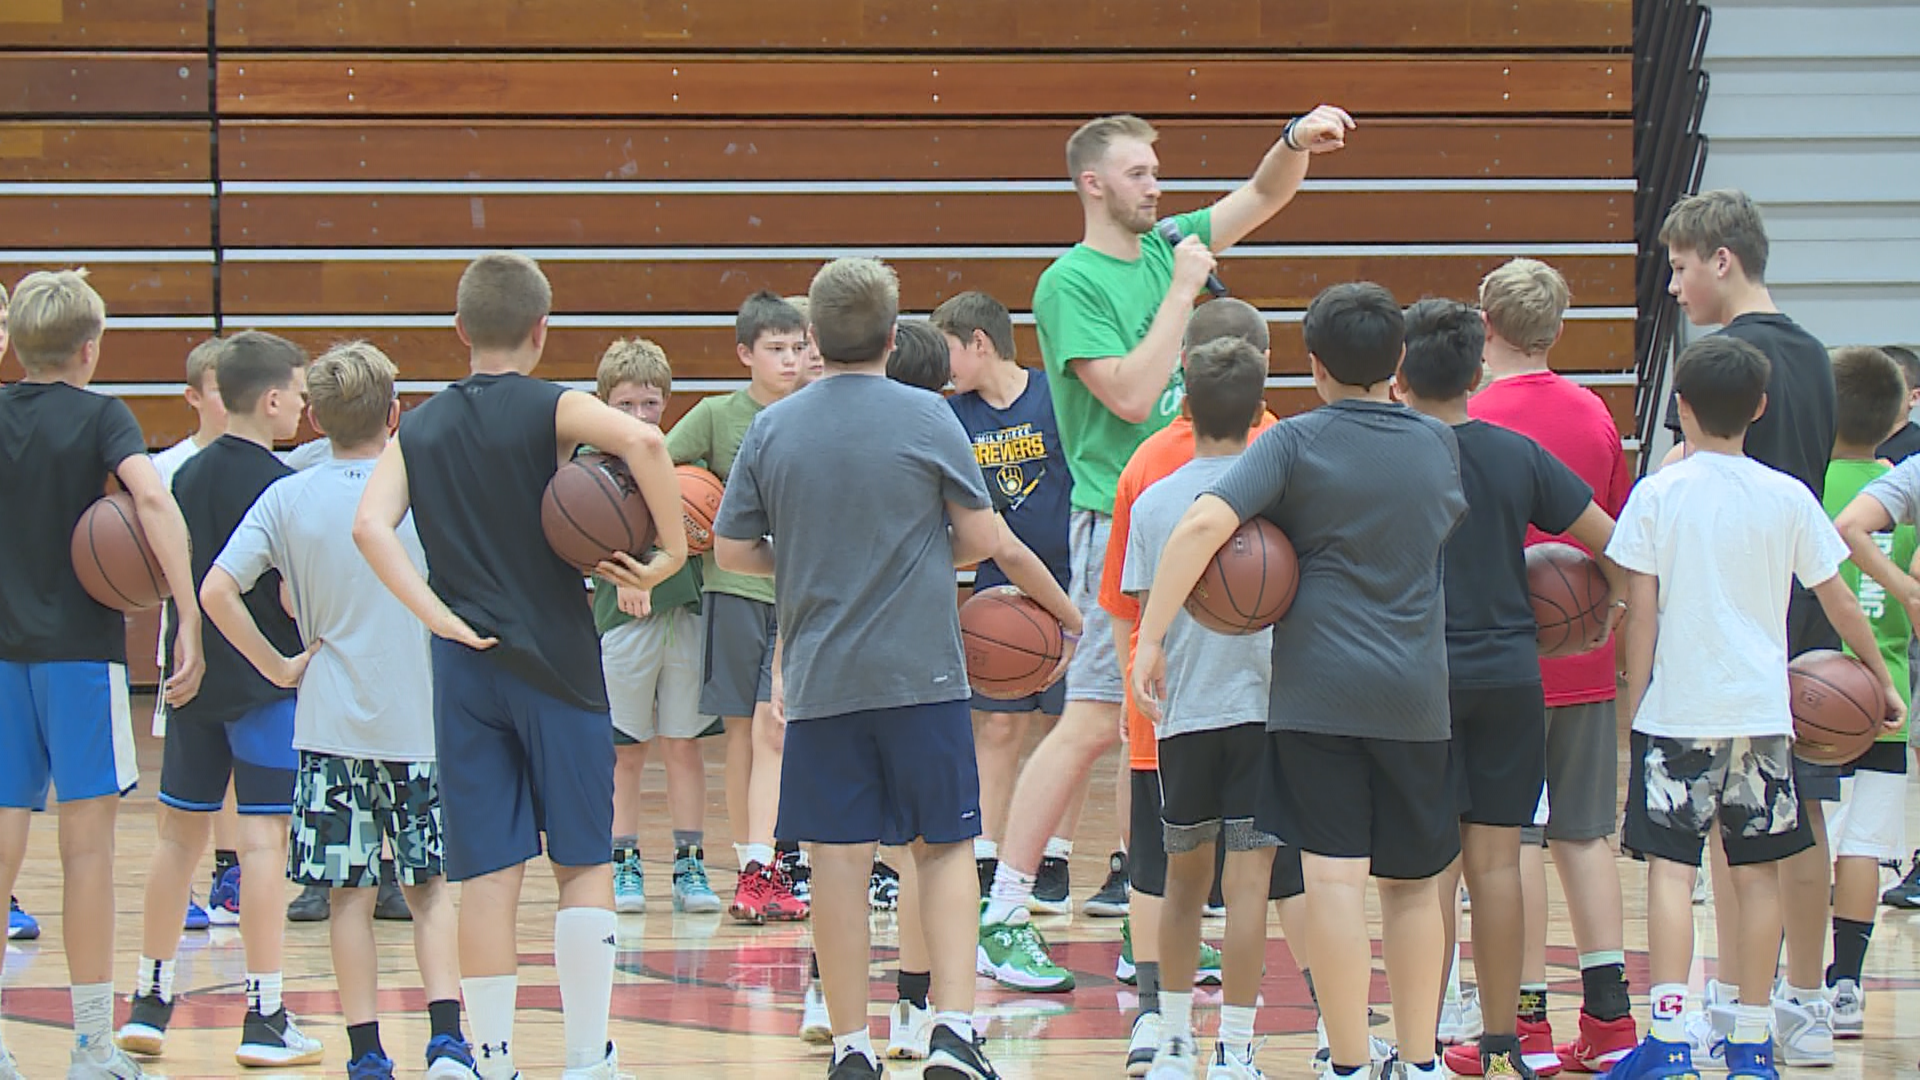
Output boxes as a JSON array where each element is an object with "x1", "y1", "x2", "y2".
[
  {"x1": 1064, "y1": 510, "x2": 1124, "y2": 704},
  {"x1": 602, "y1": 608, "x2": 713, "y2": 742},
  {"x1": 699, "y1": 592, "x2": 777, "y2": 718},
  {"x1": 1521, "y1": 700, "x2": 1620, "y2": 845}
]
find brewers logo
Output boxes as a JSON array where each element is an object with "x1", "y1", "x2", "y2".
[{"x1": 972, "y1": 423, "x2": 1050, "y2": 513}]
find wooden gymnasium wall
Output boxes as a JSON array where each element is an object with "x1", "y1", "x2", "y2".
[{"x1": 2, "y1": 0, "x2": 1633, "y2": 450}]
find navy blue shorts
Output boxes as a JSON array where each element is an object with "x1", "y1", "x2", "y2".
[
  {"x1": 432, "y1": 639, "x2": 614, "y2": 882},
  {"x1": 159, "y1": 697, "x2": 298, "y2": 815},
  {"x1": 777, "y1": 699, "x2": 982, "y2": 846},
  {"x1": 970, "y1": 680, "x2": 1067, "y2": 717}
]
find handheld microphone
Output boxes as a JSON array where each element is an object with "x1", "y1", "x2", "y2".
[{"x1": 1156, "y1": 218, "x2": 1228, "y2": 299}]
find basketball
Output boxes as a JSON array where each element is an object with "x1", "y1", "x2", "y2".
[
  {"x1": 1185, "y1": 517, "x2": 1298, "y2": 635},
  {"x1": 677, "y1": 464, "x2": 725, "y2": 556},
  {"x1": 541, "y1": 453, "x2": 657, "y2": 572},
  {"x1": 960, "y1": 586, "x2": 1064, "y2": 699},
  {"x1": 1788, "y1": 650, "x2": 1885, "y2": 766},
  {"x1": 1526, "y1": 542, "x2": 1611, "y2": 657},
  {"x1": 70, "y1": 491, "x2": 169, "y2": 612}
]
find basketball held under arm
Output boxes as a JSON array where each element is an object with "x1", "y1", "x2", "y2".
[
  {"x1": 966, "y1": 510, "x2": 1082, "y2": 637},
  {"x1": 1565, "y1": 501, "x2": 1629, "y2": 640},
  {"x1": 116, "y1": 452, "x2": 203, "y2": 706},
  {"x1": 1130, "y1": 494, "x2": 1240, "y2": 716},
  {"x1": 555, "y1": 391, "x2": 688, "y2": 584},
  {"x1": 1809, "y1": 573, "x2": 1906, "y2": 728},
  {"x1": 353, "y1": 438, "x2": 496, "y2": 651}
]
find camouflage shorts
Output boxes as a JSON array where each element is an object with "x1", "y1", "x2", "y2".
[
  {"x1": 1624, "y1": 730, "x2": 1811, "y2": 867},
  {"x1": 289, "y1": 752, "x2": 443, "y2": 888}
]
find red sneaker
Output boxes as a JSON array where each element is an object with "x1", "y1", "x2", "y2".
[
  {"x1": 1555, "y1": 1012, "x2": 1638, "y2": 1073},
  {"x1": 729, "y1": 860, "x2": 777, "y2": 925},
  {"x1": 759, "y1": 862, "x2": 811, "y2": 922},
  {"x1": 1441, "y1": 1020, "x2": 1562, "y2": 1077}
]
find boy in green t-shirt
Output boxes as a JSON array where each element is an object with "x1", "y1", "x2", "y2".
[
  {"x1": 1821, "y1": 346, "x2": 1917, "y2": 1037},
  {"x1": 593, "y1": 340, "x2": 724, "y2": 916},
  {"x1": 663, "y1": 291, "x2": 811, "y2": 924}
]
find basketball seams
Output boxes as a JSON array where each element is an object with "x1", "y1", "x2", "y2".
[
  {"x1": 1794, "y1": 670, "x2": 1879, "y2": 736},
  {"x1": 91, "y1": 501, "x2": 141, "y2": 610}
]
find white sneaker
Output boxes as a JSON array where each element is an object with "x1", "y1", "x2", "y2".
[
  {"x1": 1692, "y1": 866, "x2": 1711, "y2": 904},
  {"x1": 559, "y1": 1042, "x2": 625, "y2": 1080},
  {"x1": 799, "y1": 982, "x2": 832, "y2": 1045},
  {"x1": 1207, "y1": 1039, "x2": 1264, "y2": 1079},
  {"x1": 1147, "y1": 1034, "x2": 1200, "y2": 1080},
  {"x1": 1128, "y1": 1011, "x2": 1163, "y2": 1077},
  {"x1": 1311, "y1": 1021, "x2": 1395, "y2": 1076},
  {"x1": 1829, "y1": 978, "x2": 1865, "y2": 1039},
  {"x1": 68, "y1": 1045, "x2": 146, "y2": 1079},
  {"x1": 1772, "y1": 990, "x2": 1835, "y2": 1067},
  {"x1": 0, "y1": 1049, "x2": 19, "y2": 1080},
  {"x1": 1437, "y1": 987, "x2": 1483, "y2": 1044},
  {"x1": 884, "y1": 999, "x2": 933, "y2": 1060},
  {"x1": 234, "y1": 1008, "x2": 323, "y2": 1067}
]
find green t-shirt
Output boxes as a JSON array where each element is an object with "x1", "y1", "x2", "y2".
[
  {"x1": 592, "y1": 558, "x2": 703, "y2": 635},
  {"x1": 1033, "y1": 207, "x2": 1212, "y2": 515},
  {"x1": 665, "y1": 388, "x2": 777, "y2": 604},
  {"x1": 1824, "y1": 458, "x2": 1915, "y2": 740}
]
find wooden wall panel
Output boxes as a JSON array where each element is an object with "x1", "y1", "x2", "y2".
[
  {"x1": 0, "y1": 123, "x2": 211, "y2": 181},
  {"x1": 0, "y1": 54, "x2": 209, "y2": 116},
  {"x1": 0, "y1": 196, "x2": 209, "y2": 247},
  {"x1": 0, "y1": 0, "x2": 204, "y2": 48},
  {"x1": 0, "y1": 261, "x2": 212, "y2": 315},
  {"x1": 220, "y1": 190, "x2": 1628, "y2": 248},
  {"x1": 91, "y1": 329, "x2": 217, "y2": 385},
  {"x1": 219, "y1": 118, "x2": 1631, "y2": 182},
  {"x1": 218, "y1": 56, "x2": 1628, "y2": 118},
  {"x1": 221, "y1": 254, "x2": 1634, "y2": 316},
  {"x1": 215, "y1": 0, "x2": 1628, "y2": 51}
]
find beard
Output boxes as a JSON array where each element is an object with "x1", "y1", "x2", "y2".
[{"x1": 1110, "y1": 200, "x2": 1157, "y2": 235}]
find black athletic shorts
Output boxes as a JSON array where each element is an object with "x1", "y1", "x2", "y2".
[
  {"x1": 1260, "y1": 730, "x2": 1459, "y2": 880},
  {"x1": 1448, "y1": 683, "x2": 1549, "y2": 828}
]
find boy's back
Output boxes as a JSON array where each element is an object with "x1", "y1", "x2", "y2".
[
  {"x1": 215, "y1": 458, "x2": 434, "y2": 760},
  {"x1": 170, "y1": 434, "x2": 299, "y2": 722},
  {"x1": 0, "y1": 381, "x2": 150, "y2": 663},
  {"x1": 1207, "y1": 400, "x2": 1466, "y2": 738},
  {"x1": 400, "y1": 372, "x2": 603, "y2": 709},
  {"x1": 1609, "y1": 451, "x2": 1846, "y2": 737},
  {"x1": 713, "y1": 374, "x2": 989, "y2": 719}
]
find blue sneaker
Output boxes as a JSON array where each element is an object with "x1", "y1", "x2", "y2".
[
  {"x1": 183, "y1": 893, "x2": 210, "y2": 931},
  {"x1": 349, "y1": 1049, "x2": 397, "y2": 1079},
  {"x1": 671, "y1": 847, "x2": 723, "y2": 914},
  {"x1": 424, "y1": 1033, "x2": 482, "y2": 1079},
  {"x1": 1721, "y1": 1038, "x2": 1778, "y2": 1079},
  {"x1": 1607, "y1": 1035, "x2": 1702, "y2": 1079},
  {"x1": 208, "y1": 865, "x2": 241, "y2": 927},
  {"x1": 6, "y1": 896, "x2": 38, "y2": 941}
]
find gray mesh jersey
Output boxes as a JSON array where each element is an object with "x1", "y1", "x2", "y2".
[{"x1": 1206, "y1": 399, "x2": 1467, "y2": 741}]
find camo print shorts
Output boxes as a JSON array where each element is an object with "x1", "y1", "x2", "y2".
[
  {"x1": 1622, "y1": 730, "x2": 1814, "y2": 867},
  {"x1": 289, "y1": 752, "x2": 444, "y2": 887}
]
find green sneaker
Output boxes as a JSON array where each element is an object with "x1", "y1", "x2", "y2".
[
  {"x1": 977, "y1": 918, "x2": 1075, "y2": 992},
  {"x1": 1115, "y1": 916, "x2": 1223, "y2": 986}
]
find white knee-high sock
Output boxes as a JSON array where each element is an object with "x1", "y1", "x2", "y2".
[{"x1": 555, "y1": 907, "x2": 616, "y2": 1069}]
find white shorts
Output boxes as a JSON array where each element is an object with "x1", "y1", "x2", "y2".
[
  {"x1": 601, "y1": 608, "x2": 712, "y2": 743},
  {"x1": 1825, "y1": 768, "x2": 1909, "y2": 862}
]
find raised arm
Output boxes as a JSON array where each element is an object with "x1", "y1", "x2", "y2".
[{"x1": 1205, "y1": 105, "x2": 1354, "y2": 251}]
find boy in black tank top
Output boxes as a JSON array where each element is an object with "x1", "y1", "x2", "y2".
[{"x1": 354, "y1": 253, "x2": 686, "y2": 1080}]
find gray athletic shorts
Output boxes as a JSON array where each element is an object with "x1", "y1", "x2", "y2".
[
  {"x1": 602, "y1": 608, "x2": 713, "y2": 742},
  {"x1": 1521, "y1": 700, "x2": 1619, "y2": 845},
  {"x1": 699, "y1": 592, "x2": 777, "y2": 719},
  {"x1": 1064, "y1": 510, "x2": 1124, "y2": 704}
]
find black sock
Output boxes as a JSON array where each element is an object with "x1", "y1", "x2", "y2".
[
  {"x1": 214, "y1": 849, "x2": 239, "y2": 876},
  {"x1": 1519, "y1": 986, "x2": 1549, "y2": 1024},
  {"x1": 898, "y1": 970, "x2": 931, "y2": 1009},
  {"x1": 810, "y1": 952, "x2": 820, "y2": 981},
  {"x1": 1136, "y1": 960, "x2": 1161, "y2": 1017},
  {"x1": 1581, "y1": 963, "x2": 1632, "y2": 1022},
  {"x1": 1829, "y1": 917, "x2": 1874, "y2": 985},
  {"x1": 427, "y1": 998, "x2": 462, "y2": 1041},
  {"x1": 776, "y1": 839, "x2": 800, "y2": 856},
  {"x1": 347, "y1": 1021, "x2": 383, "y2": 1060},
  {"x1": 1332, "y1": 1065, "x2": 1366, "y2": 1077},
  {"x1": 1480, "y1": 1032, "x2": 1521, "y2": 1066},
  {"x1": 1302, "y1": 968, "x2": 1317, "y2": 1010}
]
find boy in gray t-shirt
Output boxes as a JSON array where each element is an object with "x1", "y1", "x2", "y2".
[
  {"x1": 198, "y1": 342, "x2": 475, "y2": 1078},
  {"x1": 1120, "y1": 338, "x2": 1277, "y2": 1077},
  {"x1": 1132, "y1": 283, "x2": 1467, "y2": 1080}
]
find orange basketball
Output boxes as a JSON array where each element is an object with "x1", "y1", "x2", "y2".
[
  {"x1": 71, "y1": 492, "x2": 169, "y2": 611},
  {"x1": 1788, "y1": 650, "x2": 1885, "y2": 766},
  {"x1": 676, "y1": 465, "x2": 725, "y2": 556},
  {"x1": 960, "y1": 587, "x2": 1064, "y2": 699},
  {"x1": 1185, "y1": 518, "x2": 1298, "y2": 635},
  {"x1": 1526, "y1": 542, "x2": 1611, "y2": 657},
  {"x1": 541, "y1": 453, "x2": 656, "y2": 572}
]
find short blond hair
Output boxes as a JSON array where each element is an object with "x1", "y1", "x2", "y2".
[
  {"x1": 9, "y1": 269, "x2": 105, "y2": 371},
  {"x1": 306, "y1": 341, "x2": 396, "y2": 448},
  {"x1": 1479, "y1": 258, "x2": 1571, "y2": 354},
  {"x1": 184, "y1": 335, "x2": 225, "y2": 389},
  {"x1": 783, "y1": 294, "x2": 810, "y2": 322},
  {"x1": 808, "y1": 258, "x2": 899, "y2": 363},
  {"x1": 1660, "y1": 189, "x2": 1770, "y2": 281},
  {"x1": 597, "y1": 337, "x2": 671, "y2": 401},
  {"x1": 1066, "y1": 114, "x2": 1158, "y2": 181},
  {"x1": 456, "y1": 252, "x2": 552, "y2": 350}
]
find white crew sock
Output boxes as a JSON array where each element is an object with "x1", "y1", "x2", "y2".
[
  {"x1": 1162, "y1": 990, "x2": 1194, "y2": 1040},
  {"x1": 1219, "y1": 1003, "x2": 1257, "y2": 1048},
  {"x1": 742, "y1": 843, "x2": 776, "y2": 870},
  {"x1": 136, "y1": 955, "x2": 176, "y2": 1003},
  {"x1": 1043, "y1": 837, "x2": 1073, "y2": 860},
  {"x1": 832, "y1": 1029, "x2": 876, "y2": 1068},
  {"x1": 1649, "y1": 982, "x2": 1688, "y2": 1044},
  {"x1": 983, "y1": 863, "x2": 1035, "y2": 925},
  {"x1": 555, "y1": 908, "x2": 616, "y2": 1069},
  {"x1": 974, "y1": 837, "x2": 998, "y2": 861},
  {"x1": 463, "y1": 974, "x2": 518, "y2": 1080},
  {"x1": 245, "y1": 971, "x2": 282, "y2": 1017},
  {"x1": 72, "y1": 983, "x2": 114, "y2": 1052}
]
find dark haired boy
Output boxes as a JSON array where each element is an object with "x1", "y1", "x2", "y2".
[
  {"x1": 1133, "y1": 282, "x2": 1466, "y2": 1079},
  {"x1": 1396, "y1": 299, "x2": 1624, "y2": 1079}
]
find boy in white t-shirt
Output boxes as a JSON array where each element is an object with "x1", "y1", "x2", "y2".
[
  {"x1": 198, "y1": 342, "x2": 478, "y2": 1080},
  {"x1": 1605, "y1": 336, "x2": 1901, "y2": 1080}
]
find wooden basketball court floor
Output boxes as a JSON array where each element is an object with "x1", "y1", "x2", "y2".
[{"x1": 6, "y1": 701, "x2": 1920, "y2": 1077}]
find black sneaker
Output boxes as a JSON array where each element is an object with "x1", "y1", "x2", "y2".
[
  {"x1": 114, "y1": 992, "x2": 173, "y2": 1056},
  {"x1": 827, "y1": 1050, "x2": 882, "y2": 1079},
  {"x1": 1030, "y1": 856, "x2": 1071, "y2": 914},
  {"x1": 235, "y1": 1007, "x2": 324, "y2": 1067},
  {"x1": 924, "y1": 1023, "x2": 1000, "y2": 1079},
  {"x1": 780, "y1": 847, "x2": 813, "y2": 904},
  {"x1": 286, "y1": 883, "x2": 331, "y2": 923},
  {"x1": 1882, "y1": 849, "x2": 1920, "y2": 909},
  {"x1": 976, "y1": 856, "x2": 998, "y2": 898},
  {"x1": 1084, "y1": 851, "x2": 1130, "y2": 918},
  {"x1": 374, "y1": 861, "x2": 412, "y2": 921}
]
